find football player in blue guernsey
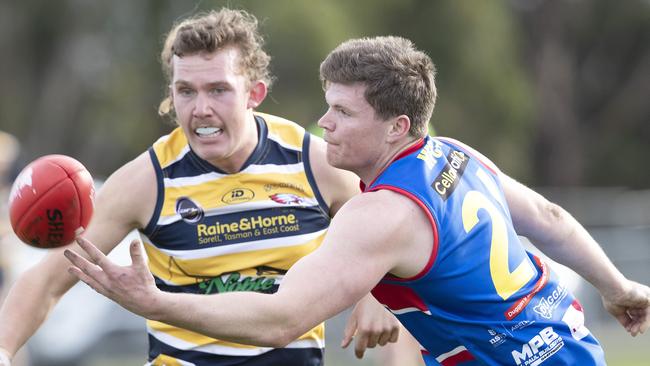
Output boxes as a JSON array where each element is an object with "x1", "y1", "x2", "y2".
[
  {"x1": 0, "y1": 10, "x2": 409, "y2": 366},
  {"x1": 64, "y1": 36, "x2": 649, "y2": 366}
]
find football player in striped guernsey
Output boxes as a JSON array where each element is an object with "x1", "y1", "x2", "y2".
[{"x1": 0, "y1": 9, "x2": 406, "y2": 366}]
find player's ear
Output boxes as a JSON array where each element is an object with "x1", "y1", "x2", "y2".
[
  {"x1": 386, "y1": 115, "x2": 411, "y2": 143},
  {"x1": 247, "y1": 80, "x2": 267, "y2": 109}
]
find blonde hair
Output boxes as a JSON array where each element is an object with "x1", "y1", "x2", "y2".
[{"x1": 158, "y1": 8, "x2": 272, "y2": 116}]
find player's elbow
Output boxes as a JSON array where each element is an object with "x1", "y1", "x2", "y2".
[
  {"x1": 522, "y1": 200, "x2": 572, "y2": 242},
  {"x1": 259, "y1": 314, "x2": 309, "y2": 348}
]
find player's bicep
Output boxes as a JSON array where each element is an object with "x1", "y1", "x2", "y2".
[{"x1": 83, "y1": 153, "x2": 156, "y2": 254}]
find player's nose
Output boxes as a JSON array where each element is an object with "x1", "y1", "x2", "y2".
[
  {"x1": 193, "y1": 93, "x2": 213, "y2": 118},
  {"x1": 317, "y1": 109, "x2": 334, "y2": 131}
]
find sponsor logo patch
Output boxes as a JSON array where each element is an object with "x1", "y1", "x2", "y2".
[
  {"x1": 533, "y1": 283, "x2": 568, "y2": 319},
  {"x1": 222, "y1": 188, "x2": 255, "y2": 204},
  {"x1": 487, "y1": 328, "x2": 508, "y2": 347},
  {"x1": 431, "y1": 149, "x2": 468, "y2": 199},
  {"x1": 175, "y1": 197, "x2": 204, "y2": 224},
  {"x1": 269, "y1": 193, "x2": 305, "y2": 205},
  {"x1": 511, "y1": 327, "x2": 564, "y2": 366}
]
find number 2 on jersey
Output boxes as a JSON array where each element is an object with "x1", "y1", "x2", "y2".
[{"x1": 462, "y1": 191, "x2": 535, "y2": 300}]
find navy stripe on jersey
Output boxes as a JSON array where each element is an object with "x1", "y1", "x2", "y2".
[
  {"x1": 148, "y1": 206, "x2": 328, "y2": 250},
  {"x1": 302, "y1": 133, "x2": 329, "y2": 214},
  {"x1": 145, "y1": 148, "x2": 166, "y2": 234},
  {"x1": 148, "y1": 334, "x2": 323, "y2": 366}
]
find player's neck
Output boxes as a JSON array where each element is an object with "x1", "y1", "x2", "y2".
[{"x1": 359, "y1": 137, "x2": 422, "y2": 186}]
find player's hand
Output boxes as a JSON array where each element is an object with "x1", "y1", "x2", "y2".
[
  {"x1": 601, "y1": 279, "x2": 650, "y2": 336},
  {"x1": 64, "y1": 237, "x2": 160, "y2": 318},
  {"x1": 0, "y1": 347, "x2": 11, "y2": 366},
  {"x1": 341, "y1": 293, "x2": 400, "y2": 358}
]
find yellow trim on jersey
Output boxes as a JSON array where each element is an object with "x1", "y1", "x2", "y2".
[
  {"x1": 143, "y1": 234, "x2": 324, "y2": 284},
  {"x1": 152, "y1": 128, "x2": 188, "y2": 169},
  {"x1": 147, "y1": 320, "x2": 324, "y2": 348},
  {"x1": 160, "y1": 172, "x2": 315, "y2": 217},
  {"x1": 148, "y1": 354, "x2": 186, "y2": 366},
  {"x1": 255, "y1": 112, "x2": 305, "y2": 149}
]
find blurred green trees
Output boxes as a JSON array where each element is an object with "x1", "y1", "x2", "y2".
[{"x1": 1, "y1": 0, "x2": 648, "y2": 187}]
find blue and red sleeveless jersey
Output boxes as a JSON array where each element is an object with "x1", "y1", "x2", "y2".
[{"x1": 368, "y1": 136, "x2": 605, "y2": 366}]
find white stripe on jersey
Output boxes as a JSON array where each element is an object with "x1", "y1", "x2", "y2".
[
  {"x1": 157, "y1": 197, "x2": 320, "y2": 226},
  {"x1": 162, "y1": 163, "x2": 305, "y2": 188},
  {"x1": 435, "y1": 345, "x2": 468, "y2": 363},
  {"x1": 389, "y1": 307, "x2": 432, "y2": 316}
]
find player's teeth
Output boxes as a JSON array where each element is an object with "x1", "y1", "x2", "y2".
[{"x1": 195, "y1": 127, "x2": 221, "y2": 136}]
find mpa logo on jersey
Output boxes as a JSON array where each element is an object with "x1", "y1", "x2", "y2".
[
  {"x1": 269, "y1": 193, "x2": 305, "y2": 205},
  {"x1": 175, "y1": 197, "x2": 204, "y2": 224}
]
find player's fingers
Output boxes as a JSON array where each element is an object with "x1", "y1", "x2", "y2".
[
  {"x1": 341, "y1": 316, "x2": 357, "y2": 348},
  {"x1": 389, "y1": 326, "x2": 400, "y2": 343},
  {"x1": 377, "y1": 324, "x2": 397, "y2": 346},
  {"x1": 129, "y1": 240, "x2": 147, "y2": 270},
  {"x1": 377, "y1": 332, "x2": 390, "y2": 346},
  {"x1": 64, "y1": 248, "x2": 101, "y2": 276},
  {"x1": 76, "y1": 237, "x2": 109, "y2": 268},
  {"x1": 68, "y1": 265, "x2": 105, "y2": 295},
  {"x1": 365, "y1": 331, "x2": 379, "y2": 349},
  {"x1": 354, "y1": 333, "x2": 369, "y2": 359}
]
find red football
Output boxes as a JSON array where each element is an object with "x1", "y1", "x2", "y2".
[{"x1": 8, "y1": 155, "x2": 95, "y2": 248}]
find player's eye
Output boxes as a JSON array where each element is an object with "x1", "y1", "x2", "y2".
[
  {"x1": 177, "y1": 88, "x2": 196, "y2": 97},
  {"x1": 209, "y1": 87, "x2": 226, "y2": 95}
]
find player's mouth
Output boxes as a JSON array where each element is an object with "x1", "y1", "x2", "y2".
[{"x1": 194, "y1": 127, "x2": 223, "y2": 137}]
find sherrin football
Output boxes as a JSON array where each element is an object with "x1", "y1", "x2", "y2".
[{"x1": 8, "y1": 155, "x2": 95, "y2": 248}]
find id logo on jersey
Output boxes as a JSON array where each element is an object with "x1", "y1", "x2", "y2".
[{"x1": 176, "y1": 197, "x2": 204, "y2": 224}]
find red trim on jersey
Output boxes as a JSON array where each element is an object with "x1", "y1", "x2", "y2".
[
  {"x1": 440, "y1": 350, "x2": 476, "y2": 366},
  {"x1": 361, "y1": 138, "x2": 425, "y2": 192},
  {"x1": 371, "y1": 282, "x2": 429, "y2": 313},
  {"x1": 368, "y1": 184, "x2": 439, "y2": 282},
  {"x1": 436, "y1": 136, "x2": 498, "y2": 176},
  {"x1": 504, "y1": 256, "x2": 549, "y2": 320}
]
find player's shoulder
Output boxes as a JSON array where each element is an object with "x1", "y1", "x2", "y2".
[
  {"x1": 343, "y1": 188, "x2": 418, "y2": 221},
  {"x1": 436, "y1": 136, "x2": 501, "y2": 174},
  {"x1": 255, "y1": 112, "x2": 306, "y2": 150}
]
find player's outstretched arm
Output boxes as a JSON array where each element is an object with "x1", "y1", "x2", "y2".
[
  {"x1": 0, "y1": 152, "x2": 156, "y2": 363},
  {"x1": 501, "y1": 173, "x2": 650, "y2": 336},
  {"x1": 65, "y1": 190, "x2": 426, "y2": 347}
]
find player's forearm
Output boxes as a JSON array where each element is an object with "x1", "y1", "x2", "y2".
[
  {"x1": 526, "y1": 202, "x2": 627, "y2": 297},
  {"x1": 0, "y1": 264, "x2": 72, "y2": 355},
  {"x1": 148, "y1": 290, "x2": 307, "y2": 347}
]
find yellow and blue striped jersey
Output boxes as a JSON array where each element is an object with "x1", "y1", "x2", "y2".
[{"x1": 141, "y1": 113, "x2": 328, "y2": 366}]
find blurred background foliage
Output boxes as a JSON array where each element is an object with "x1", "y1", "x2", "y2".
[{"x1": 0, "y1": 0, "x2": 649, "y2": 187}]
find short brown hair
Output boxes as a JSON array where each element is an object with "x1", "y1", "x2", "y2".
[
  {"x1": 159, "y1": 8, "x2": 272, "y2": 115},
  {"x1": 320, "y1": 36, "x2": 437, "y2": 138}
]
